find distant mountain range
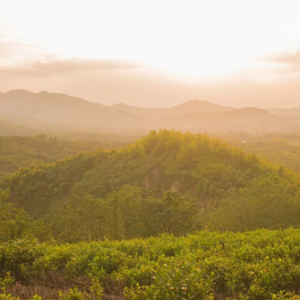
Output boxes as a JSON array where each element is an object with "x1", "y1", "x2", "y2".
[{"x1": 1, "y1": 89, "x2": 300, "y2": 135}]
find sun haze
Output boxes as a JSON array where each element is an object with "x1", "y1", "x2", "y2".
[{"x1": 1, "y1": 0, "x2": 300, "y2": 107}]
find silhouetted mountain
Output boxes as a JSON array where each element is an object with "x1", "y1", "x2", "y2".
[
  {"x1": 1, "y1": 89, "x2": 299, "y2": 135},
  {"x1": 168, "y1": 99, "x2": 235, "y2": 114},
  {"x1": 230, "y1": 107, "x2": 276, "y2": 117},
  {"x1": 0, "y1": 90, "x2": 108, "y2": 117},
  {"x1": 156, "y1": 107, "x2": 282, "y2": 133}
]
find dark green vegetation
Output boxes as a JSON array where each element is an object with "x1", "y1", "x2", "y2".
[
  {"x1": 2, "y1": 229, "x2": 300, "y2": 299},
  {"x1": 0, "y1": 135, "x2": 130, "y2": 179},
  {"x1": 1, "y1": 130, "x2": 300, "y2": 242}
]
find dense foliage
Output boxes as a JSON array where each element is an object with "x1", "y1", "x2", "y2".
[
  {"x1": 0, "y1": 186, "x2": 201, "y2": 243},
  {"x1": 0, "y1": 130, "x2": 294, "y2": 214},
  {"x1": 2, "y1": 229, "x2": 300, "y2": 299},
  {"x1": 1, "y1": 130, "x2": 300, "y2": 240},
  {"x1": 0, "y1": 189, "x2": 30, "y2": 242}
]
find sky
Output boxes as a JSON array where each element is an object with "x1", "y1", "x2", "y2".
[{"x1": 1, "y1": 0, "x2": 300, "y2": 108}]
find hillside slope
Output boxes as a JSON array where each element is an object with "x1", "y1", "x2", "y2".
[{"x1": 1, "y1": 130, "x2": 300, "y2": 226}]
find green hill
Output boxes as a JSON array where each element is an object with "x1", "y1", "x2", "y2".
[{"x1": 1, "y1": 130, "x2": 300, "y2": 241}]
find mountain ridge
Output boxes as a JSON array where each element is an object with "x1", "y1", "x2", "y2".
[
  {"x1": 1, "y1": 89, "x2": 299, "y2": 134},
  {"x1": 2, "y1": 89, "x2": 300, "y2": 110}
]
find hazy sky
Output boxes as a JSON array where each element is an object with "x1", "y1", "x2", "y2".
[{"x1": 1, "y1": 0, "x2": 300, "y2": 108}]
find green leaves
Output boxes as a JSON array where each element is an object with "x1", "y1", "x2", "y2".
[
  {"x1": 46, "y1": 186, "x2": 201, "y2": 242},
  {"x1": 3, "y1": 229, "x2": 300, "y2": 299},
  {"x1": 0, "y1": 189, "x2": 31, "y2": 242}
]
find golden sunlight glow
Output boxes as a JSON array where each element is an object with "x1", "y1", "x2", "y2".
[{"x1": 1, "y1": 0, "x2": 300, "y2": 78}]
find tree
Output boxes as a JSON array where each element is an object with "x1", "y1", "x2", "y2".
[
  {"x1": 0, "y1": 189, "x2": 31, "y2": 241},
  {"x1": 155, "y1": 192, "x2": 201, "y2": 235}
]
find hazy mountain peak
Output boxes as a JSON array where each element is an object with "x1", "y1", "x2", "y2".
[
  {"x1": 5, "y1": 89, "x2": 33, "y2": 95},
  {"x1": 111, "y1": 103, "x2": 130, "y2": 108},
  {"x1": 174, "y1": 99, "x2": 212, "y2": 106},
  {"x1": 0, "y1": 89, "x2": 297, "y2": 134},
  {"x1": 170, "y1": 99, "x2": 234, "y2": 113}
]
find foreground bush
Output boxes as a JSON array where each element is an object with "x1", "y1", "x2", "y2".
[{"x1": 2, "y1": 229, "x2": 300, "y2": 299}]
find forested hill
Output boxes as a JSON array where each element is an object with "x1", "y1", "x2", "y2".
[{"x1": 1, "y1": 130, "x2": 300, "y2": 232}]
